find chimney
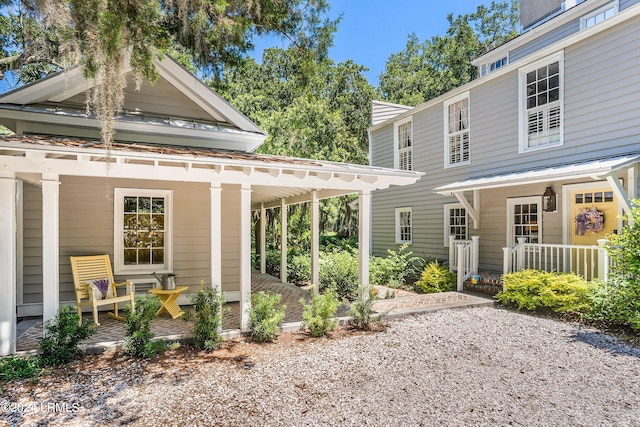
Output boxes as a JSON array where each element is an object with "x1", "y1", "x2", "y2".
[{"x1": 520, "y1": 0, "x2": 563, "y2": 31}]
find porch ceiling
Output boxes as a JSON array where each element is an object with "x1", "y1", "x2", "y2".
[{"x1": 434, "y1": 154, "x2": 640, "y2": 194}]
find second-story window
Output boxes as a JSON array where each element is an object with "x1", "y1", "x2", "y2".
[
  {"x1": 394, "y1": 117, "x2": 412, "y2": 171},
  {"x1": 444, "y1": 92, "x2": 470, "y2": 167},
  {"x1": 581, "y1": 1, "x2": 618, "y2": 29},
  {"x1": 519, "y1": 53, "x2": 563, "y2": 152}
]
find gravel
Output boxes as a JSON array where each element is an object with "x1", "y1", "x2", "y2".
[{"x1": 2, "y1": 306, "x2": 640, "y2": 426}]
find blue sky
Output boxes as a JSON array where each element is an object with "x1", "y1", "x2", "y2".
[{"x1": 252, "y1": 0, "x2": 490, "y2": 86}]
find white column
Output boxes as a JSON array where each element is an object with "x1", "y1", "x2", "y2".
[
  {"x1": 240, "y1": 184, "x2": 252, "y2": 330},
  {"x1": 41, "y1": 174, "x2": 60, "y2": 323},
  {"x1": 0, "y1": 173, "x2": 17, "y2": 355},
  {"x1": 280, "y1": 198, "x2": 288, "y2": 283},
  {"x1": 260, "y1": 203, "x2": 266, "y2": 274},
  {"x1": 628, "y1": 165, "x2": 638, "y2": 200},
  {"x1": 358, "y1": 190, "x2": 371, "y2": 298},
  {"x1": 310, "y1": 191, "x2": 320, "y2": 291},
  {"x1": 210, "y1": 184, "x2": 222, "y2": 292}
]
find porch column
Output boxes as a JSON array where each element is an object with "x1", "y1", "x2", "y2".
[
  {"x1": 210, "y1": 184, "x2": 222, "y2": 292},
  {"x1": 0, "y1": 173, "x2": 17, "y2": 355},
  {"x1": 310, "y1": 190, "x2": 320, "y2": 291},
  {"x1": 240, "y1": 184, "x2": 252, "y2": 330},
  {"x1": 260, "y1": 203, "x2": 266, "y2": 274},
  {"x1": 358, "y1": 190, "x2": 371, "y2": 298},
  {"x1": 280, "y1": 198, "x2": 288, "y2": 283},
  {"x1": 41, "y1": 174, "x2": 60, "y2": 323}
]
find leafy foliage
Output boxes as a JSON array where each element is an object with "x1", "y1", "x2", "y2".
[
  {"x1": 586, "y1": 202, "x2": 640, "y2": 331},
  {"x1": 184, "y1": 283, "x2": 226, "y2": 351},
  {"x1": 287, "y1": 253, "x2": 311, "y2": 286},
  {"x1": 249, "y1": 291, "x2": 286, "y2": 343},
  {"x1": 319, "y1": 249, "x2": 359, "y2": 301},
  {"x1": 369, "y1": 244, "x2": 420, "y2": 289},
  {"x1": 124, "y1": 296, "x2": 166, "y2": 358},
  {"x1": 497, "y1": 270, "x2": 594, "y2": 313},
  {"x1": 0, "y1": 356, "x2": 44, "y2": 381},
  {"x1": 378, "y1": 1, "x2": 519, "y2": 105},
  {"x1": 39, "y1": 306, "x2": 96, "y2": 366},
  {"x1": 416, "y1": 261, "x2": 456, "y2": 293},
  {"x1": 301, "y1": 289, "x2": 339, "y2": 337},
  {"x1": 348, "y1": 287, "x2": 380, "y2": 330}
]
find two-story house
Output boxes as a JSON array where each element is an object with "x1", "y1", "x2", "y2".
[{"x1": 370, "y1": 0, "x2": 640, "y2": 288}]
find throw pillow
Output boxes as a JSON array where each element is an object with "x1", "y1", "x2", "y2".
[{"x1": 90, "y1": 278, "x2": 114, "y2": 299}]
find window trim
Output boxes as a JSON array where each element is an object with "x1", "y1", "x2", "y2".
[
  {"x1": 518, "y1": 52, "x2": 564, "y2": 154},
  {"x1": 443, "y1": 91, "x2": 471, "y2": 168},
  {"x1": 395, "y1": 207, "x2": 412, "y2": 244},
  {"x1": 114, "y1": 188, "x2": 173, "y2": 274},
  {"x1": 479, "y1": 54, "x2": 509, "y2": 77},
  {"x1": 444, "y1": 203, "x2": 469, "y2": 246},
  {"x1": 580, "y1": 1, "x2": 619, "y2": 30},
  {"x1": 393, "y1": 116, "x2": 413, "y2": 171}
]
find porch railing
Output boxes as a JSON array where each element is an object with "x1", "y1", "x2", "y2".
[
  {"x1": 449, "y1": 236, "x2": 479, "y2": 291},
  {"x1": 503, "y1": 238, "x2": 612, "y2": 282}
]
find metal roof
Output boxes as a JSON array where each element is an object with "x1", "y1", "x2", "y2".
[{"x1": 434, "y1": 154, "x2": 640, "y2": 194}]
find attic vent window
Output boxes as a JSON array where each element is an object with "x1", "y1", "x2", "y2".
[
  {"x1": 479, "y1": 56, "x2": 508, "y2": 77},
  {"x1": 580, "y1": 1, "x2": 618, "y2": 29}
]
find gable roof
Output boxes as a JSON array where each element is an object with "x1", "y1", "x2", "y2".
[{"x1": 0, "y1": 55, "x2": 267, "y2": 152}]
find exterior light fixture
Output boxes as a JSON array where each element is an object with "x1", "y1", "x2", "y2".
[{"x1": 543, "y1": 187, "x2": 557, "y2": 212}]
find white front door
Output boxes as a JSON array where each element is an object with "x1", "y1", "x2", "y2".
[{"x1": 507, "y1": 196, "x2": 542, "y2": 246}]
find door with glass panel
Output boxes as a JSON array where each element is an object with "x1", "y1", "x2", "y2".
[{"x1": 507, "y1": 197, "x2": 542, "y2": 246}]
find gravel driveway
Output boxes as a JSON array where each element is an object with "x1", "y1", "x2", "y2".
[{"x1": 2, "y1": 306, "x2": 640, "y2": 426}]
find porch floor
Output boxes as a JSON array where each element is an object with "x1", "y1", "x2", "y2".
[{"x1": 15, "y1": 271, "x2": 494, "y2": 354}]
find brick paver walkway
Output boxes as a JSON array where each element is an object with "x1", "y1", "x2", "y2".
[{"x1": 14, "y1": 271, "x2": 492, "y2": 354}]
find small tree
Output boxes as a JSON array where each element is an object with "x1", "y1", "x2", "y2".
[
  {"x1": 124, "y1": 296, "x2": 166, "y2": 358},
  {"x1": 249, "y1": 291, "x2": 286, "y2": 343},
  {"x1": 184, "y1": 283, "x2": 226, "y2": 351},
  {"x1": 39, "y1": 306, "x2": 96, "y2": 366},
  {"x1": 301, "y1": 289, "x2": 339, "y2": 337},
  {"x1": 348, "y1": 287, "x2": 380, "y2": 330}
]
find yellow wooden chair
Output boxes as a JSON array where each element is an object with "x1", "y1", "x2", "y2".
[{"x1": 70, "y1": 255, "x2": 135, "y2": 325}]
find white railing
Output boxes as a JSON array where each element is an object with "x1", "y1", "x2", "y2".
[
  {"x1": 503, "y1": 238, "x2": 611, "y2": 282},
  {"x1": 449, "y1": 236, "x2": 479, "y2": 291}
]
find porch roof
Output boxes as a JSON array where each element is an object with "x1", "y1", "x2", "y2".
[
  {"x1": 0, "y1": 134, "x2": 423, "y2": 207},
  {"x1": 434, "y1": 154, "x2": 640, "y2": 194}
]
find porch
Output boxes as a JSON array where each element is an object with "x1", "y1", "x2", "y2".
[{"x1": 14, "y1": 271, "x2": 494, "y2": 354}]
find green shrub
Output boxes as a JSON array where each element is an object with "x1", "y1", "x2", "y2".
[
  {"x1": 496, "y1": 270, "x2": 593, "y2": 313},
  {"x1": 185, "y1": 283, "x2": 226, "y2": 351},
  {"x1": 124, "y1": 296, "x2": 166, "y2": 358},
  {"x1": 590, "y1": 203, "x2": 640, "y2": 332},
  {"x1": 585, "y1": 278, "x2": 640, "y2": 330},
  {"x1": 319, "y1": 250, "x2": 359, "y2": 301},
  {"x1": 348, "y1": 287, "x2": 380, "y2": 330},
  {"x1": 301, "y1": 289, "x2": 340, "y2": 337},
  {"x1": 39, "y1": 306, "x2": 96, "y2": 366},
  {"x1": 416, "y1": 261, "x2": 455, "y2": 293},
  {"x1": 249, "y1": 291, "x2": 286, "y2": 343},
  {"x1": 287, "y1": 253, "x2": 311, "y2": 285},
  {"x1": 369, "y1": 244, "x2": 420, "y2": 289},
  {"x1": 0, "y1": 356, "x2": 44, "y2": 381}
]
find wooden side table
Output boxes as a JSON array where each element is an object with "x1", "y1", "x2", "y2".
[{"x1": 148, "y1": 286, "x2": 188, "y2": 319}]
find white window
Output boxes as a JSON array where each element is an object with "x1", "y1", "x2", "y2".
[
  {"x1": 444, "y1": 204, "x2": 468, "y2": 245},
  {"x1": 114, "y1": 188, "x2": 173, "y2": 274},
  {"x1": 479, "y1": 56, "x2": 508, "y2": 77},
  {"x1": 394, "y1": 117, "x2": 412, "y2": 171},
  {"x1": 395, "y1": 207, "x2": 412, "y2": 244},
  {"x1": 444, "y1": 92, "x2": 470, "y2": 167},
  {"x1": 519, "y1": 53, "x2": 563, "y2": 152},
  {"x1": 507, "y1": 197, "x2": 542, "y2": 246},
  {"x1": 581, "y1": 1, "x2": 618, "y2": 29}
]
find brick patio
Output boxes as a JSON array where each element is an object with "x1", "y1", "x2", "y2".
[{"x1": 14, "y1": 271, "x2": 493, "y2": 354}]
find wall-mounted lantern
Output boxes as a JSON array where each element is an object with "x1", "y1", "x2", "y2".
[{"x1": 543, "y1": 187, "x2": 557, "y2": 212}]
